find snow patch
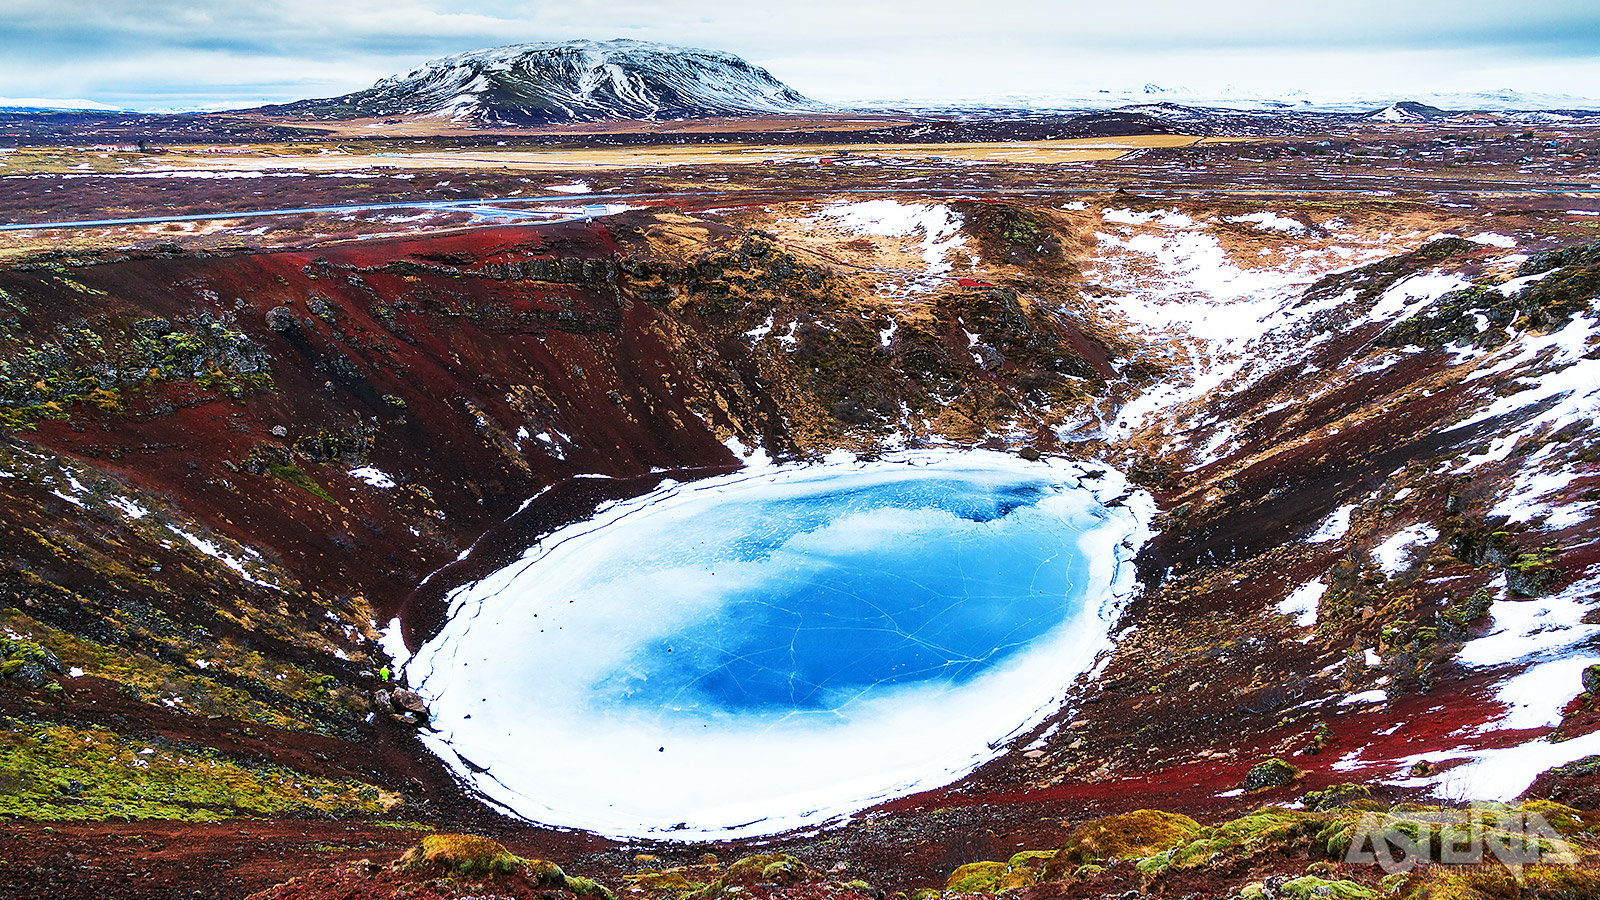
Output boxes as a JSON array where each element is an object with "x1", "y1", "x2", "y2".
[
  {"x1": 349, "y1": 466, "x2": 397, "y2": 489},
  {"x1": 1278, "y1": 580, "x2": 1325, "y2": 628},
  {"x1": 1372, "y1": 524, "x2": 1439, "y2": 575},
  {"x1": 165, "y1": 525, "x2": 279, "y2": 589},
  {"x1": 1307, "y1": 505, "x2": 1357, "y2": 544},
  {"x1": 816, "y1": 200, "x2": 967, "y2": 281},
  {"x1": 1222, "y1": 212, "x2": 1307, "y2": 233},
  {"x1": 379, "y1": 616, "x2": 413, "y2": 671}
]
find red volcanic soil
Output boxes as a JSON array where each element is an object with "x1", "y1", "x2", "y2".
[{"x1": 6, "y1": 222, "x2": 756, "y2": 615}]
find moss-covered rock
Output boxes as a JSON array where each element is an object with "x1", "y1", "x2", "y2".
[
  {"x1": 1319, "y1": 803, "x2": 1579, "y2": 865},
  {"x1": 627, "y1": 870, "x2": 707, "y2": 894},
  {"x1": 1511, "y1": 244, "x2": 1600, "y2": 332},
  {"x1": 0, "y1": 635, "x2": 63, "y2": 677},
  {"x1": 692, "y1": 853, "x2": 818, "y2": 898},
  {"x1": 528, "y1": 859, "x2": 572, "y2": 888},
  {"x1": 1071, "y1": 863, "x2": 1104, "y2": 882},
  {"x1": 1509, "y1": 799, "x2": 1600, "y2": 839},
  {"x1": 395, "y1": 833, "x2": 527, "y2": 878},
  {"x1": 945, "y1": 861, "x2": 1010, "y2": 894},
  {"x1": 0, "y1": 311, "x2": 271, "y2": 429},
  {"x1": 1303, "y1": 783, "x2": 1378, "y2": 812},
  {"x1": 1506, "y1": 547, "x2": 1560, "y2": 597},
  {"x1": 0, "y1": 635, "x2": 62, "y2": 690},
  {"x1": 1138, "y1": 807, "x2": 1332, "y2": 876},
  {"x1": 1243, "y1": 758, "x2": 1303, "y2": 791},
  {"x1": 568, "y1": 874, "x2": 618, "y2": 899},
  {"x1": 1048, "y1": 809, "x2": 1203, "y2": 872},
  {"x1": 1240, "y1": 875, "x2": 1377, "y2": 900}
]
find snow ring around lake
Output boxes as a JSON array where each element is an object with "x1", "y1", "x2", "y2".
[{"x1": 407, "y1": 450, "x2": 1154, "y2": 839}]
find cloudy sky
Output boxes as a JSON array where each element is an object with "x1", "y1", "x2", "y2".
[{"x1": 2, "y1": 0, "x2": 1598, "y2": 110}]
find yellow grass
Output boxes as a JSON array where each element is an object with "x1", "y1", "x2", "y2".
[{"x1": 0, "y1": 135, "x2": 1220, "y2": 176}]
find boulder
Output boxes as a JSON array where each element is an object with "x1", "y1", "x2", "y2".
[
  {"x1": 1585, "y1": 665, "x2": 1600, "y2": 696},
  {"x1": 1242, "y1": 757, "x2": 1302, "y2": 791},
  {"x1": 390, "y1": 688, "x2": 430, "y2": 716}
]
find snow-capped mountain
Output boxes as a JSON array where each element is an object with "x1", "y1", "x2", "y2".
[
  {"x1": 0, "y1": 96, "x2": 124, "y2": 112},
  {"x1": 268, "y1": 39, "x2": 822, "y2": 124},
  {"x1": 1362, "y1": 100, "x2": 1450, "y2": 122}
]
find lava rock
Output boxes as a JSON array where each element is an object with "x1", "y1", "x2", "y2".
[
  {"x1": 391, "y1": 688, "x2": 430, "y2": 716},
  {"x1": 265, "y1": 306, "x2": 300, "y2": 333},
  {"x1": 1, "y1": 659, "x2": 51, "y2": 689},
  {"x1": 372, "y1": 687, "x2": 430, "y2": 725}
]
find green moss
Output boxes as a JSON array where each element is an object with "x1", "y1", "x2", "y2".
[
  {"x1": 1243, "y1": 757, "x2": 1303, "y2": 791},
  {"x1": 1004, "y1": 850, "x2": 1055, "y2": 869},
  {"x1": 761, "y1": 858, "x2": 803, "y2": 881},
  {"x1": 944, "y1": 861, "x2": 1009, "y2": 894},
  {"x1": 0, "y1": 717, "x2": 387, "y2": 821},
  {"x1": 1412, "y1": 865, "x2": 1600, "y2": 899},
  {"x1": 267, "y1": 461, "x2": 335, "y2": 503},
  {"x1": 691, "y1": 853, "x2": 816, "y2": 899},
  {"x1": 1303, "y1": 783, "x2": 1378, "y2": 812},
  {"x1": 1517, "y1": 800, "x2": 1600, "y2": 838},
  {"x1": 1507, "y1": 547, "x2": 1559, "y2": 597},
  {"x1": 627, "y1": 870, "x2": 706, "y2": 893},
  {"x1": 1319, "y1": 804, "x2": 1577, "y2": 864},
  {"x1": 0, "y1": 608, "x2": 344, "y2": 733},
  {"x1": 1443, "y1": 589, "x2": 1495, "y2": 632},
  {"x1": 369, "y1": 819, "x2": 434, "y2": 831},
  {"x1": 527, "y1": 859, "x2": 570, "y2": 888},
  {"x1": 1139, "y1": 807, "x2": 1333, "y2": 875},
  {"x1": 1241, "y1": 876, "x2": 1377, "y2": 900},
  {"x1": 1050, "y1": 809, "x2": 1202, "y2": 871},
  {"x1": 0, "y1": 311, "x2": 272, "y2": 428},
  {"x1": 0, "y1": 635, "x2": 61, "y2": 671},
  {"x1": 568, "y1": 875, "x2": 618, "y2": 900},
  {"x1": 1071, "y1": 864, "x2": 1104, "y2": 881},
  {"x1": 395, "y1": 834, "x2": 527, "y2": 877}
]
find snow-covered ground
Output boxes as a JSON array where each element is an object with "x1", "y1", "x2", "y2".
[
  {"x1": 1080, "y1": 207, "x2": 1405, "y2": 446},
  {"x1": 809, "y1": 199, "x2": 969, "y2": 291},
  {"x1": 1333, "y1": 575, "x2": 1600, "y2": 801},
  {"x1": 544, "y1": 180, "x2": 590, "y2": 194},
  {"x1": 1372, "y1": 524, "x2": 1440, "y2": 576}
]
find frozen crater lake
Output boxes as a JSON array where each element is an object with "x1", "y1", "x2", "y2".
[{"x1": 405, "y1": 450, "x2": 1153, "y2": 838}]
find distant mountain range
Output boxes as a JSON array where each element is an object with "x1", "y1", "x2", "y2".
[
  {"x1": 852, "y1": 86, "x2": 1600, "y2": 117},
  {"x1": 0, "y1": 96, "x2": 124, "y2": 113},
  {"x1": 257, "y1": 39, "x2": 823, "y2": 124}
]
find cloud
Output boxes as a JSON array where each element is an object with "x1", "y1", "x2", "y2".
[{"x1": 0, "y1": 0, "x2": 1596, "y2": 109}]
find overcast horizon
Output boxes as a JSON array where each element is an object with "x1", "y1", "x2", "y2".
[{"x1": 2, "y1": 0, "x2": 1599, "y2": 111}]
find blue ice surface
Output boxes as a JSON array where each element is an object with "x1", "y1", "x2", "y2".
[{"x1": 589, "y1": 475, "x2": 1094, "y2": 718}]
